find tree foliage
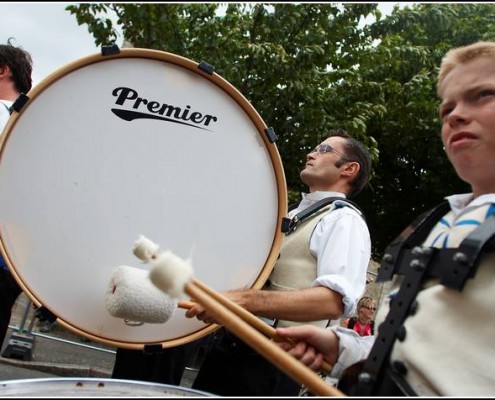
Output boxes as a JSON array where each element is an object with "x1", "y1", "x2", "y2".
[
  {"x1": 66, "y1": 3, "x2": 495, "y2": 257},
  {"x1": 358, "y1": 3, "x2": 495, "y2": 255}
]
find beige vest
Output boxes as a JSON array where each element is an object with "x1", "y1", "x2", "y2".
[{"x1": 266, "y1": 206, "x2": 333, "y2": 328}]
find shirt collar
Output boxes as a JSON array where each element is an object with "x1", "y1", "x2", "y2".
[
  {"x1": 294, "y1": 191, "x2": 346, "y2": 214},
  {"x1": 445, "y1": 192, "x2": 495, "y2": 216}
]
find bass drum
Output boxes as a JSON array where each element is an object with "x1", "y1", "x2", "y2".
[{"x1": 0, "y1": 48, "x2": 286, "y2": 349}]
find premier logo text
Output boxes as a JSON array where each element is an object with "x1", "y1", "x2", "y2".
[{"x1": 111, "y1": 87, "x2": 218, "y2": 131}]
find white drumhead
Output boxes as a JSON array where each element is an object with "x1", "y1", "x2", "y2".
[{"x1": 0, "y1": 49, "x2": 286, "y2": 348}]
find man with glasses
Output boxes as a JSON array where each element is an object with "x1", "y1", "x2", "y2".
[{"x1": 188, "y1": 128, "x2": 373, "y2": 396}]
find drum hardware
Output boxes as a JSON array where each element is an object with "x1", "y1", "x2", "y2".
[
  {"x1": 356, "y1": 207, "x2": 495, "y2": 395},
  {"x1": 9, "y1": 93, "x2": 29, "y2": 113},
  {"x1": 101, "y1": 44, "x2": 120, "y2": 57},
  {"x1": 377, "y1": 201, "x2": 450, "y2": 282},
  {"x1": 2, "y1": 300, "x2": 36, "y2": 361},
  {"x1": 265, "y1": 126, "x2": 278, "y2": 143},
  {"x1": 198, "y1": 60, "x2": 214, "y2": 75}
]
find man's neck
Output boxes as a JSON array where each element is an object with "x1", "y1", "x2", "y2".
[
  {"x1": 308, "y1": 184, "x2": 348, "y2": 195},
  {"x1": 0, "y1": 86, "x2": 20, "y2": 102},
  {"x1": 304, "y1": 190, "x2": 346, "y2": 198}
]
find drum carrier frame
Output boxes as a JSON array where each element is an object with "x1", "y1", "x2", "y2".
[{"x1": 351, "y1": 201, "x2": 495, "y2": 396}]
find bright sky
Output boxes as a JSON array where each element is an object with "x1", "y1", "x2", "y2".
[{"x1": 0, "y1": 2, "x2": 409, "y2": 87}]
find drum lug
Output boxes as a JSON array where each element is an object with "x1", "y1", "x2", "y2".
[
  {"x1": 101, "y1": 44, "x2": 121, "y2": 56},
  {"x1": 265, "y1": 127, "x2": 278, "y2": 143},
  {"x1": 10, "y1": 93, "x2": 29, "y2": 113},
  {"x1": 198, "y1": 61, "x2": 215, "y2": 75}
]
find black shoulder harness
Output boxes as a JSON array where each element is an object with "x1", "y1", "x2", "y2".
[
  {"x1": 281, "y1": 197, "x2": 365, "y2": 235},
  {"x1": 353, "y1": 201, "x2": 495, "y2": 396}
]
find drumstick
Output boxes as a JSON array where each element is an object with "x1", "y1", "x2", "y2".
[
  {"x1": 150, "y1": 252, "x2": 344, "y2": 397},
  {"x1": 191, "y1": 278, "x2": 333, "y2": 374},
  {"x1": 186, "y1": 282, "x2": 341, "y2": 397},
  {"x1": 176, "y1": 287, "x2": 333, "y2": 374},
  {"x1": 145, "y1": 249, "x2": 332, "y2": 373}
]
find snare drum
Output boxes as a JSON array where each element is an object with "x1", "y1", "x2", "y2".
[
  {"x1": 0, "y1": 48, "x2": 286, "y2": 349},
  {"x1": 0, "y1": 378, "x2": 212, "y2": 397}
]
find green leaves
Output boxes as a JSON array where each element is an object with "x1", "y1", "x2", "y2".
[{"x1": 66, "y1": 2, "x2": 489, "y2": 257}]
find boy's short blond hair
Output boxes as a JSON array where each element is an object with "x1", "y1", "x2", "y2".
[{"x1": 438, "y1": 41, "x2": 495, "y2": 95}]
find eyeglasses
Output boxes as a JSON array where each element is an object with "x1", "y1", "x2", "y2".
[
  {"x1": 362, "y1": 306, "x2": 376, "y2": 311},
  {"x1": 311, "y1": 144, "x2": 351, "y2": 161}
]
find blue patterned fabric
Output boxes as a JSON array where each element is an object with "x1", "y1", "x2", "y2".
[{"x1": 424, "y1": 203, "x2": 495, "y2": 248}]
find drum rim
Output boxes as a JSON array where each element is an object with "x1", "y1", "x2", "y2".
[{"x1": 0, "y1": 377, "x2": 214, "y2": 396}]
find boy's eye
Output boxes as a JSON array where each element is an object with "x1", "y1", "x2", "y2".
[
  {"x1": 439, "y1": 106, "x2": 453, "y2": 119},
  {"x1": 479, "y1": 89, "x2": 495, "y2": 98}
]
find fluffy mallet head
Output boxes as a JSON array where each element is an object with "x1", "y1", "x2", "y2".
[
  {"x1": 149, "y1": 250, "x2": 194, "y2": 299},
  {"x1": 105, "y1": 265, "x2": 177, "y2": 324},
  {"x1": 133, "y1": 235, "x2": 160, "y2": 263}
]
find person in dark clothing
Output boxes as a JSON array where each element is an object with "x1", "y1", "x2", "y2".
[
  {"x1": 111, "y1": 342, "x2": 199, "y2": 385},
  {"x1": 0, "y1": 38, "x2": 33, "y2": 350}
]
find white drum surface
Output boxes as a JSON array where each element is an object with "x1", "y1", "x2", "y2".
[{"x1": 0, "y1": 50, "x2": 285, "y2": 347}]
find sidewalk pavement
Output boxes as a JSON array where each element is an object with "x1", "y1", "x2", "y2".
[{"x1": 0, "y1": 293, "x2": 199, "y2": 395}]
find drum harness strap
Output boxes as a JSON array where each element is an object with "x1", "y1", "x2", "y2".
[
  {"x1": 352, "y1": 201, "x2": 495, "y2": 396},
  {"x1": 281, "y1": 197, "x2": 365, "y2": 235}
]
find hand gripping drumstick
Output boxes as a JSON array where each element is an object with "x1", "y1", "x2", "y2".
[
  {"x1": 191, "y1": 278, "x2": 333, "y2": 374},
  {"x1": 149, "y1": 250, "x2": 345, "y2": 397},
  {"x1": 131, "y1": 235, "x2": 332, "y2": 373}
]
